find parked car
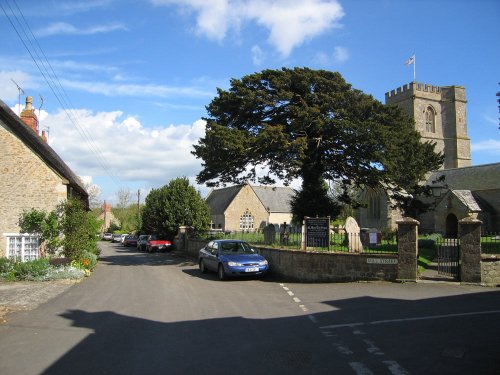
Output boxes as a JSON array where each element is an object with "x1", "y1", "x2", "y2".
[
  {"x1": 123, "y1": 235, "x2": 138, "y2": 247},
  {"x1": 198, "y1": 239, "x2": 268, "y2": 280},
  {"x1": 112, "y1": 234, "x2": 122, "y2": 243},
  {"x1": 137, "y1": 234, "x2": 149, "y2": 251},
  {"x1": 120, "y1": 234, "x2": 129, "y2": 244},
  {"x1": 146, "y1": 235, "x2": 172, "y2": 253},
  {"x1": 102, "y1": 233, "x2": 113, "y2": 241}
]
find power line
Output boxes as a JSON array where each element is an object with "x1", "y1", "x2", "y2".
[{"x1": 1, "y1": 0, "x2": 121, "y2": 188}]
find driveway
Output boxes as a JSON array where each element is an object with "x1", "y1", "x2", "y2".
[{"x1": 0, "y1": 279, "x2": 81, "y2": 323}]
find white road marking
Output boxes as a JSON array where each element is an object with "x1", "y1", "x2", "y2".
[
  {"x1": 293, "y1": 297, "x2": 301, "y2": 303},
  {"x1": 363, "y1": 339, "x2": 384, "y2": 355},
  {"x1": 349, "y1": 362, "x2": 374, "y2": 375},
  {"x1": 352, "y1": 330, "x2": 365, "y2": 335},
  {"x1": 287, "y1": 291, "x2": 294, "y2": 296},
  {"x1": 334, "y1": 343, "x2": 354, "y2": 355},
  {"x1": 308, "y1": 315, "x2": 318, "y2": 324},
  {"x1": 320, "y1": 309, "x2": 500, "y2": 330},
  {"x1": 383, "y1": 360, "x2": 410, "y2": 375}
]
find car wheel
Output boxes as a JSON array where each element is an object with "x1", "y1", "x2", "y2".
[
  {"x1": 199, "y1": 260, "x2": 207, "y2": 273},
  {"x1": 218, "y1": 264, "x2": 226, "y2": 281}
]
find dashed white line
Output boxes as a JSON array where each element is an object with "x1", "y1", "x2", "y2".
[
  {"x1": 308, "y1": 315, "x2": 318, "y2": 324},
  {"x1": 383, "y1": 360, "x2": 410, "y2": 375},
  {"x1": 349, "y1": 362, "x2": 374, "y2": 375},
  {"x1": 363, "y1": 339, "x2": 384, "y2": 355},
  {"x1": 287, "y1": 290, "x2": 294, "y2": 296}
]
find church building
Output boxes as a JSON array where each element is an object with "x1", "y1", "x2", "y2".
[{"x1": 357, "y1": 82, "x2": 499, "y2": 235}]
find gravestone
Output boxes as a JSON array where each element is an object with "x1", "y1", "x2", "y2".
[
  {"x1": 345, "y1": 216, "x2": 363, "y2": 252},
  {"x1": 263, "y1": 224, "x2": 276, "y2": 245}
]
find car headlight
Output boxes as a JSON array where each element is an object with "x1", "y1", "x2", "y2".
[
  {"x1": 258, "y1": 260, "x2": 268, "y2": 266},
  {"x1": 227, "y1": 261, "x2": 243, "y2": 267}
]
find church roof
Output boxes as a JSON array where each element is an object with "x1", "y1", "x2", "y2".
[
  {"x1": 205, "y1": 184, "x2": 294, "y2": 214},
  {"x1": 250, "y1": 185, "x2": 294, "y2": 213},
  {"x1": 427, "y1": 163, "x2": 500, "y2": 191},
  {"x1": 452, "y1": 190, "x2": 481, "y2": 212},
  {"x1": 205, "y1": 185, "x2": 243, "y2": 215}
]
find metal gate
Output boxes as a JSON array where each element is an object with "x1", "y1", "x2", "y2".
[{"x1": 437, "y1": 238, "x2": 460, "y2": 280}]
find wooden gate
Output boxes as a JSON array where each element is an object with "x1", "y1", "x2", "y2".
[{"x1": 437, "y1": 238, "x2": 460, "y2": 280}]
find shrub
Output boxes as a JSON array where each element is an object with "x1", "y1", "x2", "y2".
[
  {"x1": 0, "y1": 257, "x2": 14, "y2": 274},
  {"x1": 12, "y1": 258, "x2": 51, "y2": 280}
]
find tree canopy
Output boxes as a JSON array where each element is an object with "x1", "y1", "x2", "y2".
[
  {"x1": 193, "y1": 67, "x2": 443, "y2": 221},
  {"x1": 141, "y1": 177, "x2": 211, "y2": 238}
]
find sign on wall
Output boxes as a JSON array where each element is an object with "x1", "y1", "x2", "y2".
[{"x1": 305, "y1": 217, "x2": 330, "y2": 248}]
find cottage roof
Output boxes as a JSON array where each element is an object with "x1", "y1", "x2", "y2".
[
  {"x1": 0, "y1": 99, "x2": 89, "y2": 205},
  {"x1": 427, "y1": 163, "x2": 500, "y2": 191}
]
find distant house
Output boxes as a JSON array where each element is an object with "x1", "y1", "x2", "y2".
[
  {"x1": 206, "y1": 184, "x2": 295, "y2": 232},
  {"x1": 97, "y1": 203, "x2": 120, "y2": 232},
  {"x1": 0, "y1": 97, "x2": 89, "y2": 261}
]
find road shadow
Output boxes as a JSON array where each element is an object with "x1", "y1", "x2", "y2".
[{"x1": 38, "y1": 289, "x2": 500, "y2": 375}]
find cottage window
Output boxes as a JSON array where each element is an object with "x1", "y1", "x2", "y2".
[
  {"x1": 6, "y1": 234, "x2": 40, "y2": 262},
  {"x1": 239, "y1": 210, "x2": 254, "y2": 230},
  {"x1": 425, "y1": 106, "x2": 436, "y2": 133}
]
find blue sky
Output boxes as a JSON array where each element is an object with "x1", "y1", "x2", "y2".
[{"x1": 1, "y1": 0, "x2": 499, "y2": 206}]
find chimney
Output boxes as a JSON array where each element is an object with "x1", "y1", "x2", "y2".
[
  {"x1": 103, "y1": 203, "x2": 112, "y2": 213},
  {"x1": 20, "y1": 96, "x2": 39, "y2": 133},
  {"x1": 41, "y1": 130, "x2": 47, "y2": 142}
]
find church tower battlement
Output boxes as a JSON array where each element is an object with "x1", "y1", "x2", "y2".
[{"x1": 385, "y1": 82, "x2": 471, "y2": 169}]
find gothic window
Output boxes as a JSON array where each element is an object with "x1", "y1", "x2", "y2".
[
  {"x1": 239, "y1": 209, "x2": 254, "y2": 230},
  {"x1": 367, "y1": 190, "x2": 381, "y2": 220},
  {"x1": 425, "y1": 106, "x2": 436, "y2": 133}
]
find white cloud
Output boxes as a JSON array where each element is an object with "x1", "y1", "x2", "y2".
[
  {"x1": 471, "y1": 139, "x2": 500, "y2": 154},
  {"x1": 36, "y1": 22, "x2": 127, "y2": 37},
  {"x1": 59, "y1": 78, "x2": 214, "y2": 98},
  {"x1": 251, "y1": 45, "x2": 265, "y2": 65},
  {"x1": 152, "y1": 0, "x2": 344, "y2": 57},
  {"x1": 38, "y1": 107, "x2": 207, "y2": 190},
  {"x1": 333, "y1": 46, "x2": 349, "y2": 63}
]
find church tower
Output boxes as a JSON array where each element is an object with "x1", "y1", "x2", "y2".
[{"x1": 385, "y1": 82, "x2": 471, "y2": 169}]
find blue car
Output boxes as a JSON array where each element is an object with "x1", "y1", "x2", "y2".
[{"x1": 199, "y1": 239, "x2": 268, "y2": 280}]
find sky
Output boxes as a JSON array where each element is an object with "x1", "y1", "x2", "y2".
[{"x1": 1, "y1": 0, "x2": 499, "y2": 206}]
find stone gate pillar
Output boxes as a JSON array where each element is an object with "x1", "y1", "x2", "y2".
[
  {"x1": 459, "y1": 217, "x2": 482, "y2": 283},
  {"x1": 397, "y1": 217, "x2": 419, "y2": 282}
]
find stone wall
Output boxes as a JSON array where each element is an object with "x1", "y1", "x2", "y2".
[
  {"x1": 481, "y1": 256, "x2": 500, "y2": 286},
  {"x1": 178, "y1": 235, "x2": 398, "y2": 282},
  {"x1": 0, "y1": 122, "x2": 68, "y2": 257}
]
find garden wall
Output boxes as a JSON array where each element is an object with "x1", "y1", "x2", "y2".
[
  {"x1": 481, "y1": 255, "x2": 500, "y2": 286},
  {"x1": 178, "y1": 236, "x2": 398, "y2": 282}
]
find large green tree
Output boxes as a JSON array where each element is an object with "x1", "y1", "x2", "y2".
[
  {"x1": 193, "y1": 67, "x2": 443, "y2": 221},
  {"x1": 141, "y1": 177, "x2": 211, "y2": 238}
]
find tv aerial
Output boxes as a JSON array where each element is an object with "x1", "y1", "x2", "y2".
[{"x1": 11, "y1": 79, "x2": 24, "y2": 115}]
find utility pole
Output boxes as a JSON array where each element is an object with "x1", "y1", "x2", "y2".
[
  {"x1": 103, "y1": 200, "x2": 107, "y2": 234},
  {"x1": 137, "y1": 189, "x2": 141, "y2": 229}
]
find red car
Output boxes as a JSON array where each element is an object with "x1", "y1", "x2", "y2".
[
  {"x1": 146, "y1": 235, "x2": 172, "y2": 253},
  {"x1": 123, "y1": 235, "x2": 138, "y2": 247}
]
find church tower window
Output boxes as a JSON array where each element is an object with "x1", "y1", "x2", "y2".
[
  {"x1": 425, "y1": 106, "x2": 436, "y2": 133},
  {"x1": 367, "y1": 190, "x2": 381, "y2": 220},
  {"x1": 239, "y1": 209, "x2": 254, "y2": 230}
]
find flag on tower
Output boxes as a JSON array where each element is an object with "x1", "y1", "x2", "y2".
[{"x1": 405, "y1": 54, "x2": 415, "y2": 66}]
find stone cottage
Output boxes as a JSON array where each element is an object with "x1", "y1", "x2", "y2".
[
  {"x1": 206, "y1": 184, "x2": 294, "y2": 232},
  {"x1": 0, "y1": 97, "x2": 89, "y2": 260}
]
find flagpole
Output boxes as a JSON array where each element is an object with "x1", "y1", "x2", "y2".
[{"x1": 413, "y1": 54, "x2": 416, "y2": 82}]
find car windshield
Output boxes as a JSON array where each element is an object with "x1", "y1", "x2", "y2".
[{"x1": 219, "y1": 241, "x2": 254, "y2": 254}]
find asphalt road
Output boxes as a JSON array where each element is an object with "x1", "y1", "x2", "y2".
[{"x1": 0, "y1": 242, "x2": 499, "y2": 375}]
